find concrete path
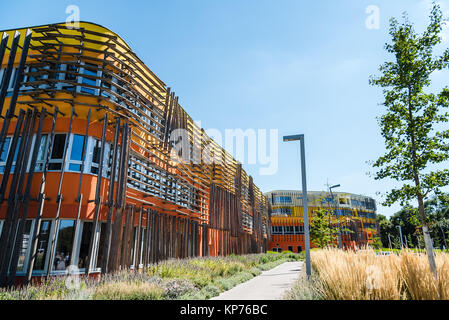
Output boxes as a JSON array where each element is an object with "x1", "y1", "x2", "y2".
[{"x1": 211, "y1": 261, "x2": 303, "y2": 300}]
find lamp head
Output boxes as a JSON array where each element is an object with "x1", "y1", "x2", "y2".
[{"x1": 283, "y1": 134, "x2": 303, "y2": 142}]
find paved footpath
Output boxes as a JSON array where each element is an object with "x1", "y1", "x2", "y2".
[{"x1": 211, "y1": 261, "x2": 303, "y2": 300}]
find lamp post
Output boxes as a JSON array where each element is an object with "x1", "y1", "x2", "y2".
[
  {"x1": 397, "y1": 225, "x2": 404, "y2": 248},
  {"x1": 388, "y1": 233, "x2": 392, "y2": 250},
  {"x1": 329, "y1": 184, "x2": 343, "y2": 249},
  {"x1": 438, "y1": 221, "x2": 447, "y2": 251},
  {"x1": 283, "y1": 134, "x2": 311, "y2": 277}
]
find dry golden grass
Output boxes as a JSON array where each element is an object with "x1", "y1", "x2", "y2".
[{"x1": 311, "y1": 247, "x2": 449, "y2": 300}]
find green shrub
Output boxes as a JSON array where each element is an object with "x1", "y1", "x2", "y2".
[{"x1": 201, "y1": 284, "x2": 221, "y2": 299}]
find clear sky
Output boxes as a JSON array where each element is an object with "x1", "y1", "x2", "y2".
[{"x1": 1, "y1": 0, "x2": 448, "y2": 217}]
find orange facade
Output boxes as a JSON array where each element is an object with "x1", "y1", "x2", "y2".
[
  {"x1": 266, "y1": 190, "x2": 378, "y2": 253},
  {"x1": 0, "y1": 22, "x2": 270, "y2": 286}
]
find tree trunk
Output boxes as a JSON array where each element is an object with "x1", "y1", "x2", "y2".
[
  {"x1": 407, "y1": 85, "x2": 437, "y2": 275},
  {"x1": 418, "y1": 194, "x2": 437, "y2": 275}
]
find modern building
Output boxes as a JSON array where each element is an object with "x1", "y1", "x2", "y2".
[
  {"x1": 0, "y1": 22, "x2": 270, "y2": 286},
  {"x1": 265, "y1": 190, "x2": 378, "y2": 252}
]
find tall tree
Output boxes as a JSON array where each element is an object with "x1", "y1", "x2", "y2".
[
  {"x1": 377, "y1": 214, "x2": 395, "y2": 248},
  {"x1": 370, "y1": 3, "x2": 449, "y2": 274},
  {"x1": 309, "y1": 207, "x2": 337, "y2": 248}
]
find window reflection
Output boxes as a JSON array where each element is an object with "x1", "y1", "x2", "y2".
[
  {"x1": 91, "y1": 139, "x2": 101, "y2": 174},
  {"x1": 64, "y1": 64, "x2": 78, "y2": 92},
  {"x1": 70, "y1": 134, "x2": 86, "y2": 161},
  {"x1": 54, "y1": 220, "x2": 75, "y2": 271},
  {"x1": 0, "y1": 137, "x2": 11, "y2": 173},
  {"x1": 96, "y1": 223, "x2": 107, "y2": 269},
  {"x1": 34, "y1": 220, "x2": 52, "y2": 271},
  {"x1": 17, "y1": 220, "x2": 33, "y2": 271},
  {"x1": 68, "y1": 134, "x2": 86, "y2": 172},
  {"x1": 48, "y1": 134, "x2": 66, "y2": 171},
  {"x1": 78, "y1": 221, "x2": 92, "y2": 269},
  {"x1": 80, "y1": 63, "x2": 97, "y2": 95},
  {"x1": 34, "y1": 134, "x2": 48, "y2": 172}
]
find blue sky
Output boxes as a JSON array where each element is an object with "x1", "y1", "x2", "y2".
[{"x1": 1, "y1": 0, "x2": 448, "y2": 217}]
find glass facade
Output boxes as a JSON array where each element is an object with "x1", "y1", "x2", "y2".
[
  {"x1": 48, "y1": 134, "x2": 66, "y2": 171},
  {"x1": 69, "y1": 134, "x2": 86, "y2": 172},
  {"x1": 78, "y1": 221, "x2": 93, "y2": 269},
  {"x1": 16, "y1": 220, "x2": 32, "y2": 272},
  {"x1": 34, "y1": 220, "x2": 52, "y2": 271},
  {"x1": 53, "y1": 220, "x2": 75, "y2": 271}
]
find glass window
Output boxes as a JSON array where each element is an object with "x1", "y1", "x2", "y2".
[
  {"x1": 17, "y1": 220, "x2": 33, "y2": 272},
  {"x1": 96, "y1": 223, "x2": 107, "y2": 269},
  {"x1": 27, "y1": 66, "x2": 39, "y2": 83},
  {"x1": 48, "y1": 63, "x2": 60, "y2": 81},
  {"x1": 34, "y1": 135, "x2": 48, "y2": 172},
  {"x1": 68, "y1": 134, "x2": 86, "y2": 172},
  {"x1": 130, "y1": 227, "x2": 137, "y2": 266},
  {"x1": 90, "y1": 138, "x2": 102, "y2": 174},
  {"x1": 8, "y1": 68, "x2": 18, "y2": 90},
  {"x1": 36, "y1": 135, "x2": 48, "y2": 161},
  {"x1": 78, "y1": 221, "x2": 93, "y2": 269},
  {"x1": 140, "y1": 229, "x2": 145, "y2": 266},
  {"x1": 49, "y1": 134, "x2": 66, "y2": 171},
  {"x1": 10, "y1": 137, "x2": 21, "y2": 166},
  {"x1": 92, "y1": 139, "x2": 101, "y2": 164},
  {"x1": 64, "y1": 64, "x2": 78, "y2": 92},
  {"x1": 101, "y1": 70, "x2": 113, "y2": 98},
  {"x1": 70, "y1": 134, "x2": 86, "y2": 161},
  {"x1": 0, "y1": 137, "x2": 11, "y2": 161},
  {"x1": 274, "y1": 196, "x2": 292, "y2": 204},
  {"x1": 65, "y1": 64, "x2": 78, "y2": 81},
  {"x1": 69, "y1": 164, "x2": 81, "y2": 171},
  {"x1": 51, "y1": 134, "x2": 66, "y2": 159},
  {"x1": 80, "y1": 63, "x2": 97, "y2": 95},
  {"x1": 53, "y1": 220, "x2": 75, "y2": 271},
  {"x1": 34, "y1": 220, "x2": 52, "y2": 271},
  {"x1": 0, "y1": 137, "x2": 11, "y2": 173}
]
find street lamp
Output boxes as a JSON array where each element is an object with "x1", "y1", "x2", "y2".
[
  {"x1": 397, "y1": 225, "x2": 404, "y2": 248},
  {"x1": 437, "y1": 221, "x2": 448, "y2": 251},
  {"x1": 283, "y1": 134, "x2": 311, "y2": 277},
  {"x1": 388, "y1": 233, "x2": 392, "y2": 250},
  {"x1": 328, "y1": 184, "x2": 343, "y2": 249}
]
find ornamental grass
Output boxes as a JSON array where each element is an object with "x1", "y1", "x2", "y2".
[{"x1": 307, "y1": 247, "x2": 449, "y2": 300}]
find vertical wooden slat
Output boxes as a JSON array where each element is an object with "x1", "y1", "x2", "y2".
[
  {"x1": 134, "y1": 207, "x2": 143, "y2": 269},
  {"x1": 101, "y1": 116, "x2": 120, "y2": 274},
  {"x1": 8, "y1": 108, "x2": 45, "y2": 285},
  {"x1": 25, "y1": 107, "x2": 58, "y2": 284},
  {"x1": 86, "y1": 112, "x2": 108, "y2": 275}
]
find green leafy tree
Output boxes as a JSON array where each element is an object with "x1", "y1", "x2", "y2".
[
  {"x1": 309, "y1": 207, "x2": 337, "y2": 248},
  {"x1": 407, "y1": 233, "x2": 413, "y2": 248},
  {"x1": 369, "y1": 3, "x2": 449, "y2": 274},
  {"x1": 377, "y1": 214, "x2": 395, "y2": 248},
  {"x1": 372, "y1": 235, "x2": 383, "y2": 249}
]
